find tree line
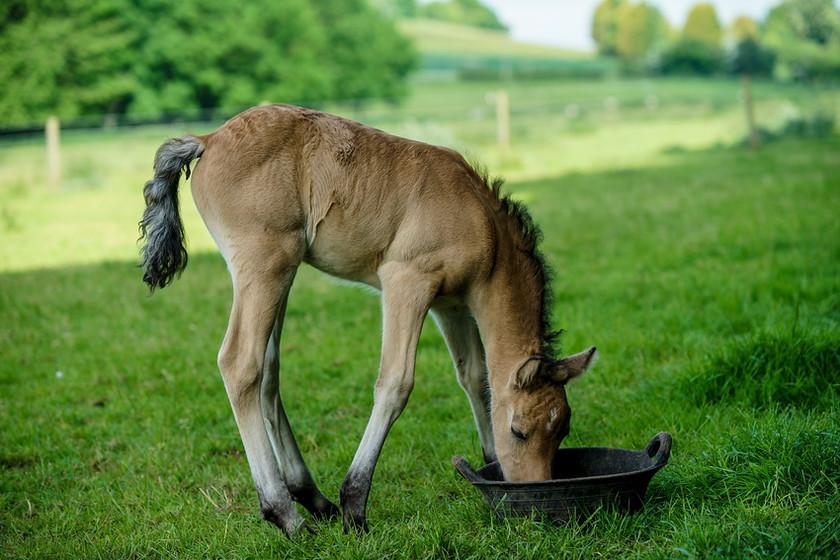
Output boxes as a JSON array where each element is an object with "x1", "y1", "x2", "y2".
[
  {"x1": 591, "y1": 0, "x2": 840, "y2": 80},
  {"x1": 0, "y1": 0, "x2": 417, "y2": 125},
  {"x1": 3, "y1": 0, "x2": 837, "y2": 127}
]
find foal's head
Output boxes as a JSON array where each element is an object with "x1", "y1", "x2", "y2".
[{"x1": 492, "y1": 347, "x2": 596, "y2": 481}]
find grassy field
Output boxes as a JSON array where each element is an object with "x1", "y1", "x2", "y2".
[
  {"x1": 398, "y1": 19, "x2": 591, "y2": 59},
  {"x1": 1, "y1": 77, "x2": 839, "y2": 558},
  {"x1": 397, "y1": 19, "x2": 609, "y2": 82}
]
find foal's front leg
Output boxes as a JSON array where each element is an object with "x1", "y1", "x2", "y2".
[
  {"x1": 340, "y1": 263, "x2": 439, "y2": 532},
  {"x1": 431, "y1": 307, "x2": 496, "y2": 464}
]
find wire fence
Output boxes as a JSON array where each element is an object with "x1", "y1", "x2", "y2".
[
  {"x1": 4, "y1": 77, "x2": 837, "y2": 139},
  {"x1": 5, "y1": 78, "x2": 838, "y2": 190}
]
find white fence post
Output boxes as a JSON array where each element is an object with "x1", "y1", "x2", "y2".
[{"x1": 46, "y1": 116, "x2": 61, "y2": 189}]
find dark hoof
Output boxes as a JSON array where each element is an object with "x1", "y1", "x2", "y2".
[
  {"x1": 342, "y1": 510, "x2": 369, "y2": 534},
  {"x1": 293, "y1": 488, "x2": 341, "y2": 521},
  {"x1": 311, "y1": 499, "x2": 341, "y2": 522},
  {"x1": 340, "y1": 472, "x2": 370, "y2": 533},
  {"x1": 261, "y1": 504, "x2": 309, "y2": 536},
  {"x1": 278, "y1": 521, "x2": 315, "y2": 538}
]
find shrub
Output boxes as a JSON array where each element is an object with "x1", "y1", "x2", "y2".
[
  {"x1": 740, "y1": 111, "x2": 836, "y2": 146},
  {"x1": 659, "y1": 38, "x2": 724, "y2": 75},
  {"x1": 729, "y1": 38, "x2": 776, "y2": 78},
  {"x1": 781, "y1": 111, "x2": 836, "y2": 138}
]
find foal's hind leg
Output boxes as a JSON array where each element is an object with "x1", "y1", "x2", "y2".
[
  {"x1": 261, "y1": 304, "x2": 340, "y2": 520},
  {"x1": 431, "y1": 307, "x2": 496, "y2": 464},
  {"x1": 217, "y1": 241, "x2": 309, "y2": 534}
]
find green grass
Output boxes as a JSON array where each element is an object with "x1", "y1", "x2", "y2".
[
  {"x1": 1, "y1": 123, "x2": 838, "y2": 558},
  {"x1": 683, "y1": 329, "x2": 840, "y2": 410}
]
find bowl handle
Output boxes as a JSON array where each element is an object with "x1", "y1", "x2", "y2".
[
  {"x1": 452, "y1": 455, "x2": 483, "y2": 484},
  {"x1": 643, "y1": 432, "x2": 672, "y2": 468}
]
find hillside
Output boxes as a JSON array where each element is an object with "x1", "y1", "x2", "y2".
[
  {"x1": 398, "y1": 18, "x2": 606, "y2": 81},
  {"x1": 399, "y1": 18, "x2": 592, "y2": 59}
]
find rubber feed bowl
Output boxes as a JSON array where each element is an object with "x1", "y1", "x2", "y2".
[{"x1": 452, "y1": 432, "x2": 671, "y2": 523}]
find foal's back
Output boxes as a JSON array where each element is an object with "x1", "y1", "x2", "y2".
[{"x1": 192, "y1": 104, "x2": 496, "y2": 293}]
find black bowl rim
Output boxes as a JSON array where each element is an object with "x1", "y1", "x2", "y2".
[{"x1": 454, "y1": 432, "x2": 671, "y2": 489}]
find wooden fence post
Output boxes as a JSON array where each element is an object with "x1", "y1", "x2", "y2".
[
  {"x1": 496, "y1": 89, "x2": 510, "y2": 159},
  {"x1": 741, "y1": 74, "x2": 759, "y2": 151},
  {"x1": 46, "y1": 116, "x2": 61, "y2": 189}
]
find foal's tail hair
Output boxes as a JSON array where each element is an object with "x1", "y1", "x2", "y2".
[{"x1": 139, "y1": 135, "x2": 205, "y2": 292}]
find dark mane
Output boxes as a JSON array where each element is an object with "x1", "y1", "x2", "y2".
[{"x1": 483, "y1": 171, "x2": 563, "y2": 360}]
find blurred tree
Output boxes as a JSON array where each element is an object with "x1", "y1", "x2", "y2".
[
  {"x1": 592, "y1": 0, "x2": 667, "y2": 73},
  {"x1": 0, "y1": 0, "x2": 138, "y2": 122},
  {"x1": 310, "y1": 0, "x2": 417, "y2": 103},
  {"x1": 420, "y1": 0, "x2": 508, "y2": 31},
  {"x1": 660, "y1": 2, "x2": 724, "y2": 75},
  {"x1": 660, "y1": 38, "x2": 723, "y2": 75},
  {"x1": 591, "y1": 0, "x2": 627, "y2": 56},
  {"x1": 614, "y1": 2, "x2": 668, "y2": 62},
  {"x1": 683, "y1": 2, "x2": 723, "y2": 46},
  {"x1": 763, "y1": 0, "x2": 840, "y2": 80},
  {"x1": 0, "y1": 0, "x2": 418, "y2": 124},
  {"x1": 731, "y1": 15, "x2": 759, "y2": 41},
  {"x1": 728, "y1": 14, "x2": 774, "y2": 80},
  {"x1": 766, "y1": 0, "x2": 839, "y2": 45},
  {"x1": 128, "y1": 0, "x2": 330, "y2": 115},
  {"x1": 731, "y1": 38, "x2": 777, "y2": 78}
]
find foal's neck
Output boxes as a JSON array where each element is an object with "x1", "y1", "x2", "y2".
[{"x1": 470, "y1": 262, "x2": 547, "y2": 387}]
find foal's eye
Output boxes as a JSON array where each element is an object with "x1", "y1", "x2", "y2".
[{"x1": 511, "y1": 426, "x2": 528, "y2": 441}]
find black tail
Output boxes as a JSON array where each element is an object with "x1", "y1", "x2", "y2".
[{"x1": 139, "y1": 135, "x2": 205, "y2": 292}]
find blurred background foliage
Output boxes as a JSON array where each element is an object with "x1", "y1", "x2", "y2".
[
  {"x1": 0, "y1": 0, "x2": 838, "y2": 128},
  {"x1": 591, "y1": 0, "x2": 840, "y2": 78},
  {"x1": 0, "y1": 0, "x2": 417, "y2": 123}
]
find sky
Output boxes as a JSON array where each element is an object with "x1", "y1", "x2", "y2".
[{"x1": 476, "y1": 0, "x2": 783, "y2": 51}]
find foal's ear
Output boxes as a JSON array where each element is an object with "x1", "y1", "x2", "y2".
[
  {"x1": 553, "y1": 347, "x2": 597, "y2": 384},
  {"x1": 510, "y1": 358, "x2": 542, "y2": 389}
]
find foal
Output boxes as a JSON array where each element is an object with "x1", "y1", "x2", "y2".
[{"x1": 139, "y1": 104, "x2": 596, "y2": 534}]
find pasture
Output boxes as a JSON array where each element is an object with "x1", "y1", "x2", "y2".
[{"x1": 1, "y1": 78, "x2": 839, "y2": 558}]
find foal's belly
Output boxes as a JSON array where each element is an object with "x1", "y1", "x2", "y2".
[
  {"x1": 302, "y1": 213, "x2": 387, "y2": 289},
  {"x1": 303, "y1": 247, "x2": 383, "y2": 289}
]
